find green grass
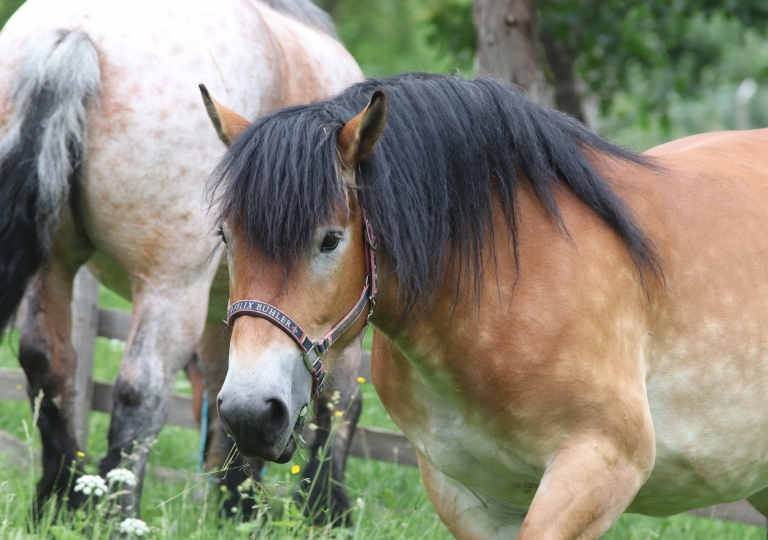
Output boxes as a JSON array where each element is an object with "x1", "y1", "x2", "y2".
[
  {"x1": 99, "y1": 285, "x2": 131, "y2": 311},
  {"x1": 0, "y1": 288, "x2": 765, "y2": 537}
]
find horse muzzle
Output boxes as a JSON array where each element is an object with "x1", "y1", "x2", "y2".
[
  {"x1": 217, "y1": 391, "x2": 304, "y2": 463},
  {"x1": 217, "y1": 342, "x2": 313, "y2": 462}
]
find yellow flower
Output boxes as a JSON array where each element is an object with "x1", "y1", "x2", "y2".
[
  {"x1": 356, "y1": 377, "x2": 366, "y2": 384},
  {"x1": 291, "y1": 465, "x2": 300, "y2": 474},
  {"x1": 334, "y1": 411, "x2": 342, "y2": 417},
  {"x1": 76, "y1": 451, "x2": 85, "y2": 458},
  {"x1": 14, "y1": 384, "x2": 22, "y2": 391},
  {"x1": 220, "y1": 485, "x2": 227, "y2": 492}
]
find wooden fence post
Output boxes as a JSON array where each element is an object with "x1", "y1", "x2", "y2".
[{"x1": 71, "y1": 267, "x2": 99, "y2": 451}]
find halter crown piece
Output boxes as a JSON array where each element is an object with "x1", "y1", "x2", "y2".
[{"x1": 225, "y1": 209, "x2": 378, "y2": 400}]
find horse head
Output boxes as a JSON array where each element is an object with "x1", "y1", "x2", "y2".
[{"x1": 201, "y1": 85, "x2": 386, "y2": 462}]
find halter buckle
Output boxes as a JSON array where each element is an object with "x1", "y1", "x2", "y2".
[
  {"x1": 302, "y1": 341, "x2": 327, "y2": 400},
  {"x1": 302, "y1": 341, "x2": 321, "y2": 373}
]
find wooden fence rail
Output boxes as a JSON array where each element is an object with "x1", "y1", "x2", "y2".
[{"x1": 1, "y1": 268, "x2": 765, "y2": 527}]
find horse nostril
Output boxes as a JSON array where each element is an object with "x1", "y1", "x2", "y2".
[
  {"x1": 216, "y1": 391, "x2": 292, "y2": 457},
  {"x1": 217, "y1": 395, "x2": 234, "y2": 436},
  {"x1": 263, "y1": 398, "x2": 290, "y2": 441}
]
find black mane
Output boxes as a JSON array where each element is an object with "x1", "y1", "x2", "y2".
[{"x1": 209, "y1": 73, "x2": 660, "y2": 316}]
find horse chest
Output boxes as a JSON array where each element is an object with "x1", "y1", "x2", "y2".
[{"x1": 390, "y1": 362, "x2": 543, "y2": 510}]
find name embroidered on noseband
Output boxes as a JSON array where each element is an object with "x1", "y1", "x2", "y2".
[{"x1": 225, "y1": 210, "x2": 378, "y2": 400}]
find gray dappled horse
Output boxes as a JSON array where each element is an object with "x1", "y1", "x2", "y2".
[{"x1": 0, "y1": 0, "x2": 364, "y2": 523}]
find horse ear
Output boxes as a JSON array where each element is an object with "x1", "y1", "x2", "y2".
[
  {"x1": 337, "y1": 89, "x2": 388, "y2": 168},
  {"x1": 198, "y1": 84, "x2": 250, "y2": 147}
]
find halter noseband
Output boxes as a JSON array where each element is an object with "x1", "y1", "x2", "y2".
[{"x1": 225, "y1": 210, "x2": 378, "y2": 400}]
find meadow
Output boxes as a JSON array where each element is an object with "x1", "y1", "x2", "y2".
[{"x1": 0, "y1": 289, "x2": 764, "y2": 539}]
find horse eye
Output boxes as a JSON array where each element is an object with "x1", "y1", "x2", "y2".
[
  {"x1": 320, "y1": 232, "x2": 342, "y2": 253},
  {"x1": 217, "y1": 226, "x2": 227, "y2": 245}
]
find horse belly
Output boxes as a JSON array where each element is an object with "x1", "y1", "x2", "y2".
[
  {"x1": 631, "y1": 348, "x2": 768, "y2": 515},
  {"x1": 627, "y1": 154, "x2": 768, "y2": 514}
]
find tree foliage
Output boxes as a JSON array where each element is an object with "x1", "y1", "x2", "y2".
[
  {"x1": 316, "y1": 0, "x2": 474, "y2": 77},
  {"x1": 423, "y1": 0, "x2": 768, "y2": 129},
  {"x1": 0, "y1": 0, "x2": 23, "y2": 27},
  {"x1": 540, "y1": 0, "x2": 768, "y2": 128}
]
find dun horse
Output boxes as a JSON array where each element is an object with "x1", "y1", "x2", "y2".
[
  {"x1": 208, "y1": 72, "x2": 768, "y2": 539},
  {"x1": 0, "y1": 0, "x2": 363, "y2": 522}
]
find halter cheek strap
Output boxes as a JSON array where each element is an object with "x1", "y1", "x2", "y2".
[{"x1": 225, "y1": 210, "x2": 378, "y2": 400}]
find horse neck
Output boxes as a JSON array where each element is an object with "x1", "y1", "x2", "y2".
[
  {"x1": 368, "y1": 224, "x2": 506, "y2": 359},
  {"x1": 369, "y1": 178, "x2": 649, "y2": 366}
]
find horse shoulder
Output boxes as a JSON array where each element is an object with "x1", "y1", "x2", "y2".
[{"x1": 372, "y1": 184, "x2": 656, "y2": 516}]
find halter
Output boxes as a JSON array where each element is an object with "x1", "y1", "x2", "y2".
[{"x1": 225, "y1": 209, "x2": 378, "y2": 400}]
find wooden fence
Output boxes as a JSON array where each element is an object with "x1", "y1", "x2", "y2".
[{"x1": 1, "y1": 268, "x2": 765, "y2": 528}]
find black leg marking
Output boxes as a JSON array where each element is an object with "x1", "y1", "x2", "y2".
[{"x1": 19, "y1": 340, "x2": 86, "y2": 515}]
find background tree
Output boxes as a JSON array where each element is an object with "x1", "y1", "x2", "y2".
[
  {"x1": 316, "y1": 0, "x2": 471, "y2": 77},
  {"x1": 539, "y1": 26, "x2": 583, "y2": 120},
  {"x1": 539, "y1": 0, "x2": 768, "y2": 130},
  {"x1": 472, "y1": 0, "x2": 549, "y2": 104}
]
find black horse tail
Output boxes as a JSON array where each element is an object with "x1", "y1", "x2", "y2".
[{"x1": 0, "y1": 29, "x2": 100, "y2": 331}]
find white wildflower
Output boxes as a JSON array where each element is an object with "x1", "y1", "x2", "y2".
[
  {"x1": 106, "y1": 468, "x2": 137, "y2": 487},
  {"x1": 73, "y1": 475, "x2": 107, "y2": 497},
  {"x1": 118, "y1": 517, "x2": 150, "y2": 536},
  {"x1": 237, "y1": 477, "x2": 255, "y2": 493}
]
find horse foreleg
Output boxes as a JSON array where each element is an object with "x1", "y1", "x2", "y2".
[
  {"x1": 516, "y1": 436, "x2": 654, "y2": 540},
  {"x1": 747, "y1": 489, "x2": 768, "y2": 539},
  {"x1": 98, "y1": 284, "x2": 209, "y2": 515},
  {"x1": 299, "y1": 342, "x2": 363, "y2": 527},
  {"x1": 416, "y1": 450, "x2": 525, "y2": 539},
  {"x1": 418, "y1": 435, "x2": 653, "y2": 540},
  {"x1": 196, "y1": 320, "x2": 264, "y2": 517},
  {"x1": 18, "y1": 253, "x2": 91, "y2": 513}
]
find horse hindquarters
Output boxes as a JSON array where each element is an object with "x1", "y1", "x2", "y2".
[
  {"x1": 0, "y1": 30, "x2": 100, "y2": 511},
  {"x1": 0, "y1": 30, "x2": 99, "y2": 330}
]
